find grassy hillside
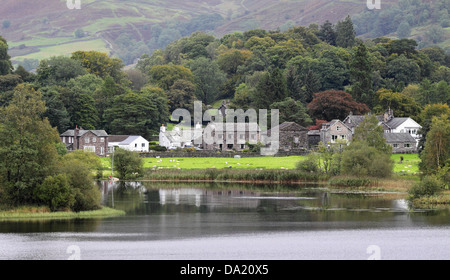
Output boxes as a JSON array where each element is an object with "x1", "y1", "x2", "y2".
[{"x1": 1, "y1": 0, "x2": 395, "y2": 67}]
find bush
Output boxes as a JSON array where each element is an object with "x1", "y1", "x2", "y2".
[
  {"x1": 296, "y1": 156, "x2": 319, "y2": 173},
  {"x1": 408, "y1": 175, "x2": 443, "y2": 199},
  {"x1": 35, "y1": 174, "x2": 75, "y2": 212},
  {"x1": 57, "y1": 157, "x2": 102, "y2": 212},
  {"x1": 113, "y1": 148, "x2": 143, "y2": 180},
  {"x1": 340, "y1": 141, "x2": 393, "y2": 178}
]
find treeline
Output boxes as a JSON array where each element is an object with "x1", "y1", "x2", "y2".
[{"x1": 1, "y1": 18, "x2": 449, "y2": 134}]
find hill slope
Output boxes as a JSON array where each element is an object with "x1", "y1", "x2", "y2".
[{"x1": 0, "y1": 0, "x2": 401, "y2": 66}]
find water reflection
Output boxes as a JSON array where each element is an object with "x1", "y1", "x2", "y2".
[{"x1": 98, "y1": 181, "x2": 449, "y2": 223}]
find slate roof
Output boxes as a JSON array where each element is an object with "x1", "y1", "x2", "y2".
[
  {"x1": 384, "y1": 132, "x2": 416, "y2": 143},
  {"x1": 60, "y1": 129, "x2": 108, "y2": 137},
  {"x1": 109, "y1": 135, "x2": 147, "y2": 145},
  {"x1": 385, "y1": 118, "x2": 409, "y2": 129}
]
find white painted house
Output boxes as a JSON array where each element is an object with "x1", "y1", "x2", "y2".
[
  {"x1": 383, "y1": 117, "x2": 422, "y2": 145},
  {"x1": 108, "y1": 135, "x2": 149, "y2": 153}
]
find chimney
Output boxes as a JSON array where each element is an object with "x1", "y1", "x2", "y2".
[{"x1": 74, "y1": 125, "x2": 79, "y2": 150}]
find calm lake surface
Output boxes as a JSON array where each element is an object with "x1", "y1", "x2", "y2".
[{"x1": 0, "y1": 181, "x2": 450, "y2": 260}]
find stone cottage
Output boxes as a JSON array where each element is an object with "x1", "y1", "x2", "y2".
[
  {"x1": 60, "y1": 126, "x2": 109, "y2": 157},
  {"x1": 265, "y1": 122, "x2": 309, "y2": 151},
  {"x1": 319, "y1": 120, "x2": 352, "y2": 146},
  {"x1": 384, "y1": 133, "x2": 417, "y2": 154}
]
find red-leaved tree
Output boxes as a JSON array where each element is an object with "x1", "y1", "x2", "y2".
[{"x1": 307, "y1": 90, "x2": 370, "y2": 121}]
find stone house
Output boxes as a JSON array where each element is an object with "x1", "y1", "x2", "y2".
[
  {"x1": 384, "y1": 133, "x2": 417, "y2": 154},
  {"x1": 60, "y1": 126, "x2": 109, "y2": 157},
  {"x1": 201, "y1": 122, "x2": 261, "y2": 151},
  {"x1": 265, "y1": 122, "x2": 309, "y2": 151},
  {"x1": 319, "y1": 120, "x2": 352, "y2": 146},
  {"x1": 343, "y1": 109, "x2": 422, "y2": 149},
  {"x1": 307, "y1": 130, "x2": 321, "y2": 147}
]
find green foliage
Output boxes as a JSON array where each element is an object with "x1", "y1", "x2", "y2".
[
  {"x1": 420, "y1": 114, "x2": 450, "y2": 174},
  {"x1": 0, "y1": 84, "x2": 61, "y2": 206},
  {"x1": 35, "y1": 174, "x2": 75, "y2": 212},
  {"x1": 340, "y1": 141, "x2": 393, "y2": 178},
  {"x1": 57, "y1": 156, "x2": 101, "y2": 212},
  {"x1": 408, "y1": 175, "x2": 443, "y2": 199},
  {"x1": 112, "y1": 148, "x2": 144, "y2": 180},
  {"x1": 353, "y1": 114, "x2": 392, "y2": 154}
]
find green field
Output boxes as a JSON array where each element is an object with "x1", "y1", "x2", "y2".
[{"x1": 100, "y1": 154, "x2": 421, "y2": 174}]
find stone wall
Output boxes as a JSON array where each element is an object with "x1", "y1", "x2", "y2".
[{"x1": 139, "y1": 150, "x2": 308, "y2": 158}]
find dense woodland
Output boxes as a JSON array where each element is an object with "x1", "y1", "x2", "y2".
[{"x1": 0, "y1": 16, "x2": 449, "y2": 202}]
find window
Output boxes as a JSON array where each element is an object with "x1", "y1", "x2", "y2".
[
  {"x1": 240, "y1": 134, "x2": 244, "y2": 140},
  {"x1": 227, "y1": 144, "x2": 233, "y2": 149},
  {"x1": 228, "y1": 134, "x2": 232, "y2": 139},
  {"x1": 85, "y1": 137, "x2": 90, "y2": 144},
  {"x1": 251, "y1": 134, "x2": 256, "y2": 140},
  {"x1": 404, "y1": 143, "x2": 411, "y2": 148},
  {"x1": 135, "y1": 143, "x2": 138, "y2": 148},
  {"x1": 92, "y1": 137, "x2": 96, "y2": 143},
  {"x1": 240, "y1": 144, "x2": 245, "y2": 149},
  {"x1": 294, "y1": 137, "x2": 299, "y2": 143},
  {"x1": 331, "y1": 135, "x2": 338, "y2": 141},
  {"x1": 100, "y1": 137, "x2": 104, "y2": 142},
  {"x1": 393, "y1": 144, "x2": 398, "y2": 148},
  {"x1": 142, "y1": 143, "x2": 146, "y2": 147},
  {"x1": 336, "y1": 126, "x2": 341, "y2": 131},
  {"x1": 100, "y1": 146, "x2": 104, "y2": 155},
  {"x1": 341, "y1": 135, "x2": 346, "y2": 140}
]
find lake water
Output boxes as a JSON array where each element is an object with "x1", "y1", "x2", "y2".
[{"x1": 0, "y1": 181, "x2": 450, "y2": 260}]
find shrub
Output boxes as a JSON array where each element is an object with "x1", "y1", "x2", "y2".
[
  {"x1": 113, "y1": 148, "x2": 143, "y2": 180},
  {"x1": 296, "y1": 156, "x2": 319, "y2": 173},
  {"x1": 35, "y1": 174, "x2": 75, "y2": 212},
  {"x1": 408, "y1": 175, "x2": 443, "y2": 199},
  {"x1": 340, "y1": 141, "x2": 393, "y2": 178}
]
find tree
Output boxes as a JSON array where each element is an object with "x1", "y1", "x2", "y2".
[
  {"x1": 189, "y1": 57, "x2": 226, "y2": 104},
  {"x1": 417, "y1": 103, "x2": 450, "y2": 151},
  {"x1": 231, "y1": 83, "x2": 253, "y2": 110},
  {"x1": 71, "y1": 51, "x2": 125, "y2": 83},
  {"x1": 148, "y1": 64, "x2": 194, "y2": 91},
  {"x1": 253, "y1": 68, "x2": 288, "y2": 109},
  {"x1": 41, "y1": 86, "x2": 71, "y2": 133},
  {"x1": 217, "y1": 49, "x2": 252, "y2": 75},
  {"x1": 104, "y1": 89, "x2": 167, "y2": 139},
  {"x1": 0, "y1": 36, "x2": 13, "y2": 75},
  {"x1": 340, "y1": 141, "x2": 394, "y2": 178},
  {"x1": 34, "y1": 174, "x2": 75, "y2": 211},
  {"x1": 62, "y1": 74, "x2": 103, "y2": 129},
  {"x1": 318, "y1": 20, "x2": 337, "y2": 46},
  {"x1": 270, "y1": 97, "x2": 312, "y2": 127},
  {"x1": 307, "y1": 90, "x2": 370, "y2": 121},
  {"x1": 0, "y1": 84, "x2": 61, "y2": 206},
  {"x1": 350, "y1": 43, "x2": 374, "y2": 106},
  {"x1": 374, "y1": 88, "x2": 422, "y2": 118},
  {"x1": 36, "y1": 56, "x2": 87, "y2": 86},
  {"x1": 112, "y1": 148, "x2": 143, "y2": 180},
  {"x1": 387, "y1": 54, "x2": 421, "y2": 86},
  {"x1": 336, "y1": 16, "x2": 356, "y2": 48},
  {"x1": 420, "y1": 114, "x2": 450, "y2": 174},
  {"x1": 353, "y1": 114, "x2": 392, "y2": 154},
  {"x1": 167, "y1": 79, "x2": 197, "y2": 113}
]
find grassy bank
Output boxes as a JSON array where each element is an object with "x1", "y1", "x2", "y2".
[
  {"x1": 410, "y1": 191, "x2": 450, "y2": 209},
  {"x1": 0, "y1": 206, "x2": 125, "y2": 221},
  {"x1": 143, "y1": 168, "x2": 325, "y2": 184}
]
